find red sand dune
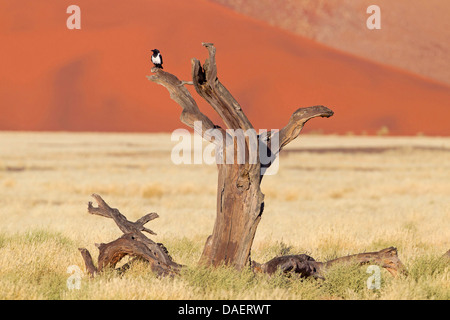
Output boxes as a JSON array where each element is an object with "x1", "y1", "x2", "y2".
[
  {"x1": 0, "y1": 0, "x2": 449, "y2": 135},
  {"x1": 211, "y1": 0, "x2": 450, "y2": 86}
]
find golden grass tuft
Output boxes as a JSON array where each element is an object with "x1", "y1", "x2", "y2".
[{"x1": 141, "y1": 183, "x2": 165, "y2": 199}]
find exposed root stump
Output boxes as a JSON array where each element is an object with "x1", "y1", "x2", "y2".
[{"x1": 78, "y1": 194, "x2": 181, "y2": 277}]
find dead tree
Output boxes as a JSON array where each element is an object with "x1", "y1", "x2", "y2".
[
  {"x1": 77, "y1": 43, "x2": 449, "y2": 279},
  {"x1": 147, "y1": 43, "x2": 334, "y2": 270},
  {"x1": 78, "y1": 194, "x2": 181, "y2": 277}
]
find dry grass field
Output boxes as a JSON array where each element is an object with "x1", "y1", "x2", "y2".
[{"x1": 0, "y1": 132, "x2": 448, "y2": 299}]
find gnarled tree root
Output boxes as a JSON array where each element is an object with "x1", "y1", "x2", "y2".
[{"x1": 78, "y1": 194, "x2": 182, "y2": 277}]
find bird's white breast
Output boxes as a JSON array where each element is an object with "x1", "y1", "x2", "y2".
[{"x1": 152, "y1": 54, "x2": 161, "y2": 64}]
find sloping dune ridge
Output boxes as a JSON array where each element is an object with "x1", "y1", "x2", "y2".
[
  {"x1": 210, "y1": 0, "x2": 450, "y2": 86},
  {"x1": 1, "y1": 0, "x2": 449, "y2": 135}
]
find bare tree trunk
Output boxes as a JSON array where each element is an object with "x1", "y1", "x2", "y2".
[
  {"x1": 199, "y1": 164, "x2": 264, "y2": 269},
  {"x1": 148, "y1": 43, "x2": 333, "y2": 270}
]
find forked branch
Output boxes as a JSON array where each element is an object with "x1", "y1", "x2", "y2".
[
  {"x1": 147, "y1": 69, "x2": 227, "y2": 148},
  {"x1": 79, "y1": 194, "x2": 181, "y2": 277},
  {"x1": 88, "y1": 193, "x2": 158, "y2": 235},
  {"x1": 192, "y1": 43, "x2": 254, "y2": 131},
  {"x1": 278, "y1": 105, "x2": 334, "y2": 151}
]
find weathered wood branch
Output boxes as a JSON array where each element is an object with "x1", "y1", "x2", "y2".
[
  {"x1": 192, "y1": 43, "x2": 254, "y2": 131},
  {"x1": 252, "y1": 247, "x2": 407, "y2": 279},
  {"x1": 95, "y1": 233, "x2": 176, "y2": 277},
  {"x1": 79, "y1": 194, "x2": 181, "y2": 277},
  {"x1": 324, "y1": 247, "x2": 406, "y2": 276},
  {"x1": 278, "y1": 105, "x2": 334, "y2": 151},
  {"x1": 87, "y1": 193, "x2": 158, "y2": 236},
  {"x1": 78, "y1": 248, "x2": 97, "y2": 277},
  {"x1": 259, "y1": 106, "x2": 334, "y2": 174},
  {"x1": 147, "y1": 68, "x2": 228, "y2": 148}
]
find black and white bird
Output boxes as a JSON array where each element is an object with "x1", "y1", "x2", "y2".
[{"x1": 151, "y1": 49, "x2": 163, "y2": 69}]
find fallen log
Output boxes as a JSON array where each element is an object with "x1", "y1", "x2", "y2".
[
  {"x1": 78, "y1": 194, "x2": 182, "y2": 277},
  {"x1": 252, "y1": 254, "x2": 324, "y2": 279},
  {"x1": 324, "y1": 247, "x2": 407, "y2": 276},
  {"x1": 252, "y1": 247, "x2": 407, "y2": 279}
]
